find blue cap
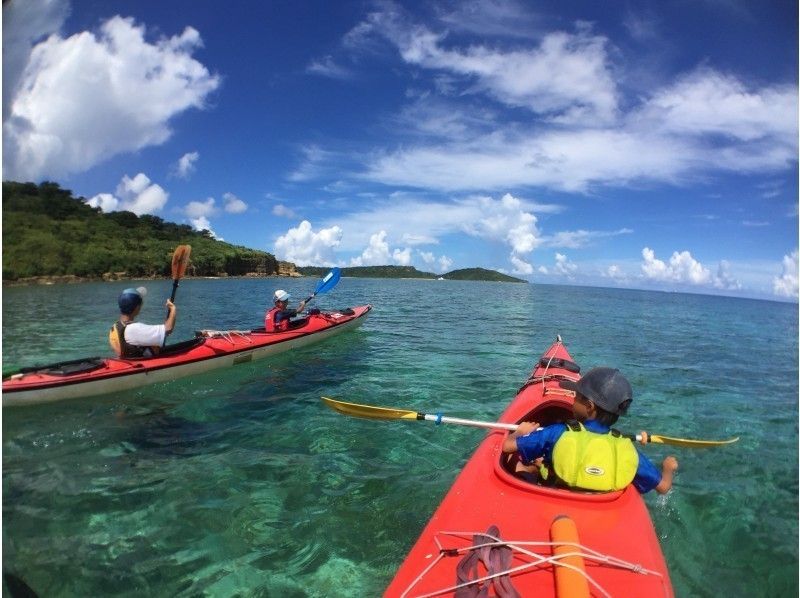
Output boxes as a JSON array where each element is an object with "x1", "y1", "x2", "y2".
[
  {"x1": 559, "y1": 367, "x2": 633, "y2": 415},
  {"x1": 118, "y1": 286, "x2": 147, "y2": 315}
]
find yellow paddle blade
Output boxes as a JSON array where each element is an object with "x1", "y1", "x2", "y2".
[
  {"x1": 648, "y1": 434, "x2": 739, "y2": 448},
  {"x1": 321, "y1": 397, "x2": 420, "y2": 421},
  {"x1": 171, "y1": 245, "x2": 192, "y2": 279}
]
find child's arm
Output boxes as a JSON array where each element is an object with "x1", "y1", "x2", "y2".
[
  {"x1": 654, "y1": 456, "x2": 679, "y2": 494},
  {"x1": 502, "y1": 421, "x2": 538, "y2": 453}
]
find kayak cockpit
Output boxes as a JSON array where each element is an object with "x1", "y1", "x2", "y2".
[{"x1": 497, "y1": 400, "x2": 627, "y2": 500}]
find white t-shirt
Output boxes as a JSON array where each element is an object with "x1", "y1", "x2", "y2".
[{"x1": 124, "y1": 322, "x2": 166, "y2": 348}]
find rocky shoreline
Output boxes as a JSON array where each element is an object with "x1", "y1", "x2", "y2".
[{"x1": 3, "y1": 261, "x2": 302, "y2": 287}]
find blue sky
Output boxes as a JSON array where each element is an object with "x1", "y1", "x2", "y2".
[{"x1": 3, "y1": 0, "x2": 798, "y2": 301}]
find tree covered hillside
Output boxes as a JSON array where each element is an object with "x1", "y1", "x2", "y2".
[{"x1": 2, "y1": 181, "x2": 283, "y2": 280}]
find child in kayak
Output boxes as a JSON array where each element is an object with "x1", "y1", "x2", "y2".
[
  {"x1": 264, "y1": 289, "x2": 307, "y2": 332},
  {"x1": 502, "y1": 367, "x2": 678, "y2": 494},
  {"x1": 109, "y1": 287, "x2": 177, "y2": 357}
]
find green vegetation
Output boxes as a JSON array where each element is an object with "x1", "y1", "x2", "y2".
[
  {"x1": 298, "y1": 265, "x2": 526, "y2": 283},
  {"x1": 2, "y1": 181, "x2": 281, "y2": 280},
  {"x1": 442, "y1": 268, "x2": 525, "y2": 283}
]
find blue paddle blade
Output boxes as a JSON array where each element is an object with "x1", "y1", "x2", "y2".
[{"x1": 314, "y1": 267, "x2": 341, "y2": 295}]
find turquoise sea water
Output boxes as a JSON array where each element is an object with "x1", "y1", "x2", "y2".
[{"x1": 2, "y1": 278, "x2": 798, "y2": 597}]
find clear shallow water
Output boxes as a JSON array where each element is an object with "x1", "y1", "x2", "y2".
[{"x1": 2, "y1": 278, "x2": 798, "y2": 597}]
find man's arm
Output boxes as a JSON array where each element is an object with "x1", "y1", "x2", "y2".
[{"x1": 164, "y1": 299, "x2": 177, "y2": 335}]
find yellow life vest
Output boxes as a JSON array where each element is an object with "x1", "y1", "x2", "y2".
[
  {"x1": 109, "y1": 320, "x2": 146, "y2": 358},
  {"x1": 551, "y1": 421, "x2": 639, "y2": 492}
]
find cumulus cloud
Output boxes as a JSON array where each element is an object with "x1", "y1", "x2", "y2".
[
  {"x1": 604, "y1": 264, "x2": 627, "y2": 281},
  {"x1": 274, "y1": 220, "x2": 343, "y2": 266},
  {"x1": 350, "y1": 230, "x2": 412, "y2": 266},
  {"x1": 419, "y1": 250, "x2": 452, "y2": 273},
  {"x1": 173, "y1": 151, "x2": 199, "y2": 179},
  {"x1": 319, "y1": 193, "x2": 541, "y2": 274},
  {"x1": 773, "y1": 250, "x2": 798, "y2": 298},
  {"x1": 554, "y1": 253, "x2": 578, "y2": 278},
  {"x1": 3, "y1": 15, "x2": 219, "y2": 180},
  {"x1": 510, "y1": 254, "x2": 534, "y2": 275},
  {"x1": 2, "y1": 0, "x2": 70, "y2": 122},
  {"x1": 87, "y1": 173, "x2": 168, "y2": 215},
  {"x1": 185, "y1": 197, "x2": 215, "y2": 218},
  {"x1": 641, "y1": 247, "x2": 742, "y2": 290},
  {"x1": 223, "y1": 192, "x2": 248, "y2": 213},
  {"x1": 189, "y1": 215, "x2": 217, "y2": 238}
]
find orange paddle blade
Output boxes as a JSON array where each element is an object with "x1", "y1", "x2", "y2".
[{"x1": 171, "y1": 245, "x2": 192, "y2": 279}]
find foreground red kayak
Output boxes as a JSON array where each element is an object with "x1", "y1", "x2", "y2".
[
  {"x1": 384, "y1": 336, "x2": 673, "y2": 597},
  {"x1": 3, "y1": 305, "x2": 371, "y2": 407}
]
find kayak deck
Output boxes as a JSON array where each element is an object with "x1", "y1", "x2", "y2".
[
  {"x1": 385, "y1": 337, "x2": 673, "y2": 597},
  {"x1": 3, "y1": 305, "x2": 371, "y2": 406}
]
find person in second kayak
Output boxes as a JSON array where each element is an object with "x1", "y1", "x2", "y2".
[
  {"x1": 109, "y1": 287, "x2": 177, "y2": 357},
  {"x1": 502, "y1": 367, "x2": 678, "y2": 494},
  {"x1": 264, "y1": 289, "x2": 306, "y2": 332}
]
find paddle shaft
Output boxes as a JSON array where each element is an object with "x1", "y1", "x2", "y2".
[{"x1": 320, "y1": 398, "x2": 738, "y2": 447}]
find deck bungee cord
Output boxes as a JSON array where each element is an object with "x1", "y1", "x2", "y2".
[{"x1": 400, "y1": 527, "x2": 668, "y2": 598}]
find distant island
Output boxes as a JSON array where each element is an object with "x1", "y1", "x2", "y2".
[
  {"x1": 298, "y1": 265, "x2": 526, "y2": 283},
  {"x1": 2, "y1": 181, "x2": 526, "y2": 285}
]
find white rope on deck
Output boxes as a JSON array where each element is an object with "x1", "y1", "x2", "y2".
[
  {"x1": 197, "y1": 329, "x2": 254, "y2": 345},
  {"x1": 400, "y1": 529, "x2": 666, "y2": 598}
]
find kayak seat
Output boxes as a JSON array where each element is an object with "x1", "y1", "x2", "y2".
[{"x1": 123, "y1": 338, "x2": 206, "y2": 360}]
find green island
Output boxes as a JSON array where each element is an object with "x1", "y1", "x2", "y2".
[
  {"x1": 2, "y1": 181, "x2": 526, "y2": 284},
  {"x1": 298, "y1": 265, "x2": 526, "y2": 283},
  {"x1": 2, "y1": 181, "x2": 289, "y2": 282}
]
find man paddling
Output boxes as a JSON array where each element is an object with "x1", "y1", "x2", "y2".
[
  {"x1": 503, "y1": 367, "x2": 679, "y2": 494},
  {"x1": 264, "y1": 289, "x2": 306, "y2": 332},
  {"x1": 109, "y1": 287, "x2": 177, "y2": 357}
]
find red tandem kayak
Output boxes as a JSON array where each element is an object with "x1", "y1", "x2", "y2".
[
  {"x1": 3, "y1": 305, "x2": 371, "y2": 407},
  {"x1": 384, "y1": 336, "x2": 673, "y2": 598}
]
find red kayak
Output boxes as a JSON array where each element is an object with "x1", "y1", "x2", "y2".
[
  {"x1": 385, "y1": 336, "x2": 673, "y2": 597},
  {"x1": 3, "y1": 305, "x2": 371, "y2": 407}
]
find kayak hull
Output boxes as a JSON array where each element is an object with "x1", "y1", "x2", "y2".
[
  {"x1": 384, "y1": 337, "x2": 673, "y2": 598},
  {"x1": 3, "y1": 305, "x2": 371, "y2": 406}
]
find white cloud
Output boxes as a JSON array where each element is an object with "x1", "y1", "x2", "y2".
[
  {"x1": 393, "y1": 247, "x2": 412, "y2": 266},
  {"x1": 223, "y1": 192, "x2": 248, "y2": 214},
  {"x1": 86, "y1": 192, "x2": 118, "y2": 212},
  {"x1": 307, "y1": 55, "x2": 352, "y2": 79},
  {"x1": 641, "y1": 247, "x2": 742, "y2": 290},
  {"x1": 350, "y1": 230, "x2": 393, "y2": 266},
  {"x1": 554, "y1": 253, "x2": 578, "y2": 278},
  {"x1": 3, "y1": 15, "x2": 219, "y2": 180},
  {"x1": 638, "y1": 68, "x2": 797, "y2": 144},
  {"x1": 547, "y1": 228, "x2": 634, "y2": 249},
  {"x1": 272, "y1": 204, "x2": 296, "y2": 218},
  {"x1": 510, "y1": 254, "x2": 533, "y2": 275},
  {"x1": 773, "y1": 250, "x2": 798, "y2": 298},
  {"x1": 274, "y1": 220, "x2": 343, "y2": 267},
  {"x1": 2, "y1": 0, "x2": 70, "y2": 122},
  {"x1": 173, "y1": 151, "x2": 199, "y2": 179},
  {"x1": 604, "y1": 264, "x2": 626, "y2": 281},
  {"x1": 190, "y1": 215, "x2": 217, "y2": 238},
  {"x1": 389, "y1": 20, "x2": 618, "y2": 124},
  {"x1": 87, "y1": 173, "x2": 168, "y2": 215},
  {"x1": 185, "y1": 197, "x2": 216, "y2": 218}
]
